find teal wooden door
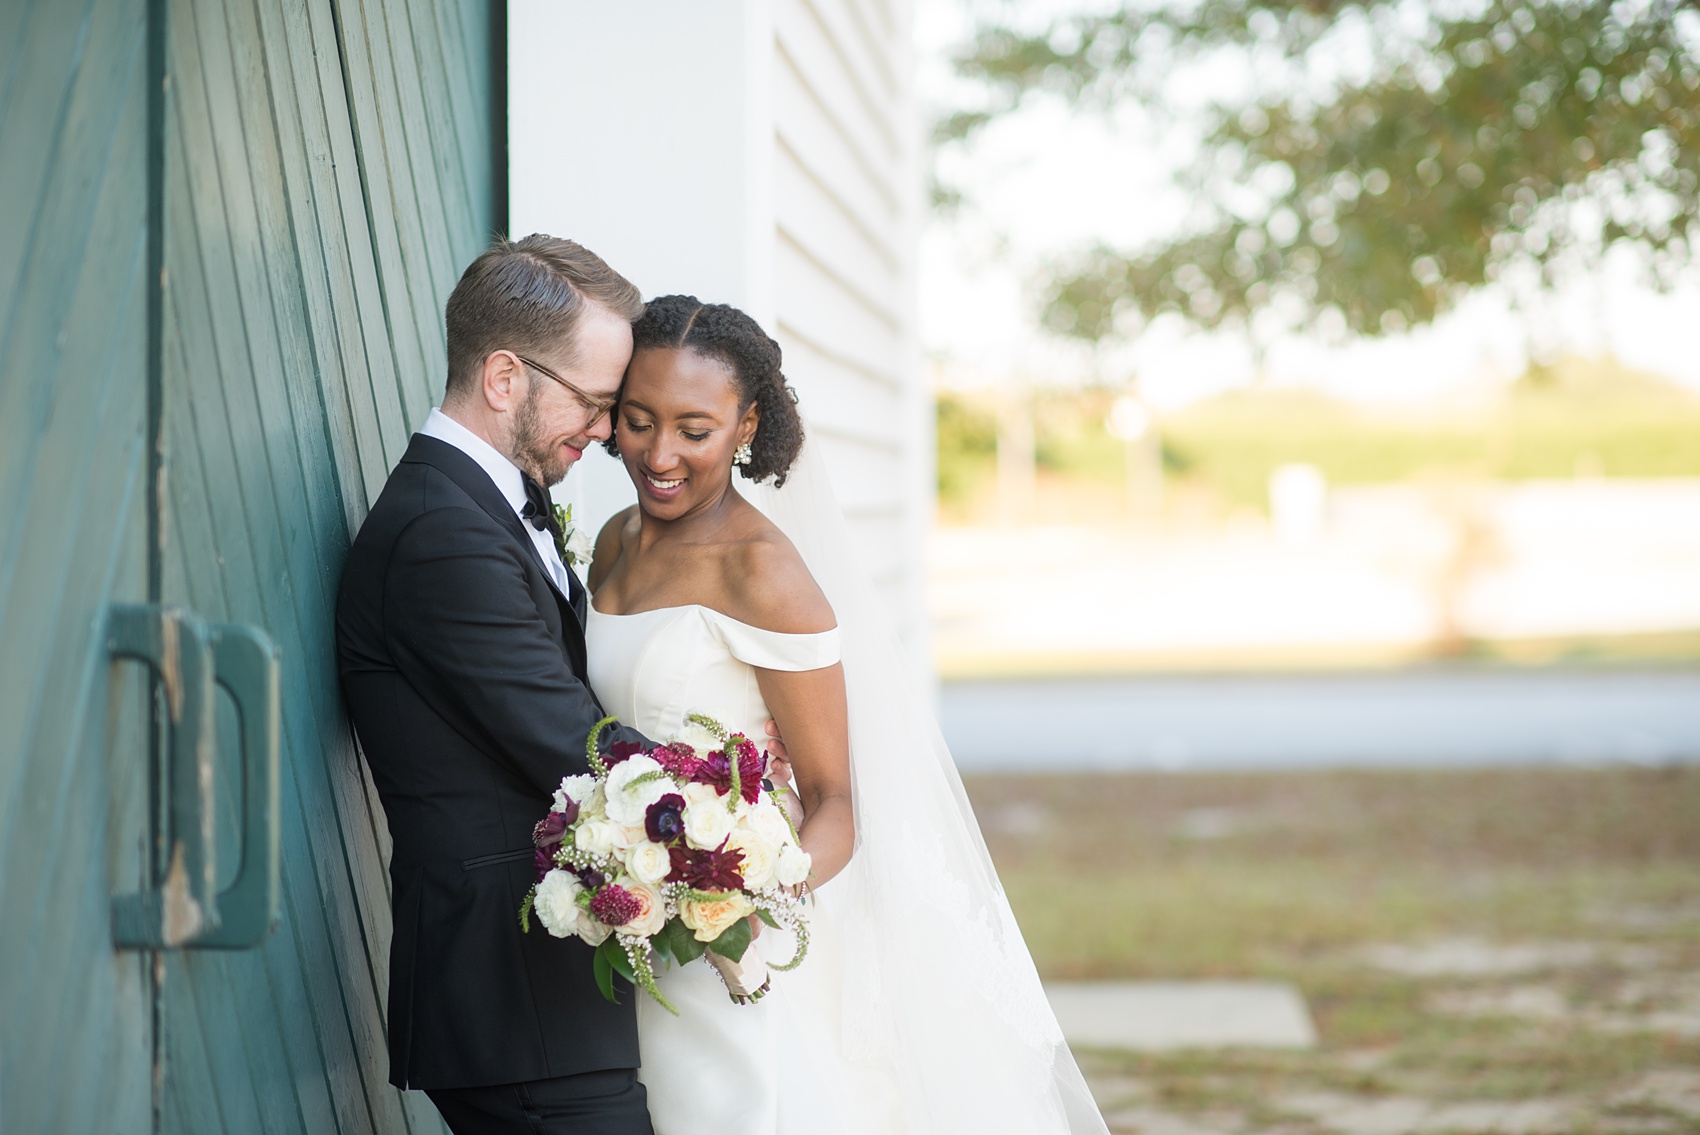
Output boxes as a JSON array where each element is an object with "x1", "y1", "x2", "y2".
[
  {"x1": 0, "y1": 2, "x2": 156, "y2": 1131},
  {"x1": 154, "y1": 0, "x2": 500, "y2": 1131},
  {"x1": 1, "y1": 1, "x2": 502, "y2": 1130}
]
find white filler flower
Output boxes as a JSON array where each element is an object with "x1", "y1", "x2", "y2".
[
  {"x1": 602, "y1": 755, "x2": 669, "y2": 826},
  {"x1": 533, "y1": 869, "x2": 584, "y2": 938}
]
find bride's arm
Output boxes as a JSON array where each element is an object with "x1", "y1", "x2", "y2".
[
  {"x1": 729, "y1": 537, "x2": 854, "y2": 888},
  {"x1": 754, "y1": 662, "x2": 852, "y2": 888}
]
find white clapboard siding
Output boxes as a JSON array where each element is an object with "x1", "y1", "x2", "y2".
[
  {"x1": 510, "y1": 0, "x2": 929, "y2": 668},
  {"x1": 772, "y1": 0, "x2": 925, "y2": 654}
]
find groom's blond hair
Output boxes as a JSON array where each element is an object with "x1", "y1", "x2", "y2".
[{"x1": 443, "y1": 234, "x2": 644, "y2": 398}]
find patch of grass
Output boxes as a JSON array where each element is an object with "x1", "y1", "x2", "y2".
[{"x1": 968, "y1": 767, "x2": 1700, "y2": 1130}]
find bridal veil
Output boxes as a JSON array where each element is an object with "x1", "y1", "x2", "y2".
[{"x1": 745, "y1": 440, "x2": 1110, "y2": 1135}]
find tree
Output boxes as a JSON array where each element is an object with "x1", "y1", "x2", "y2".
[{"x1": 945, "y1": 0, "x2": 1700, "y2": 341}]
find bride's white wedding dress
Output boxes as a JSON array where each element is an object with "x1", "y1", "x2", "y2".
[
  {"x1": 583, "y1": 443, "x2": 1109, "y2": 1135},
  {"x1": 587, "y1": 603, "x2": 891, "y2": 1134}
]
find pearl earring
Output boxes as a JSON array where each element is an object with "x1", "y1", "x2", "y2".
[{"x1": 734, "y1": 442, "x2": 753, "y2": 466}]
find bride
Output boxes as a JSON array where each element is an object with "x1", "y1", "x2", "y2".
[{"x1": 585, "y1": 296, "x2": 1107, "y2": 1135}]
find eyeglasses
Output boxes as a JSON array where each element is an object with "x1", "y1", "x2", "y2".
[{"x1": 513, "y1": 353, "x2": 617, "y2": 430}]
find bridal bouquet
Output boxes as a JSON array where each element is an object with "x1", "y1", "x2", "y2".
[{"x1": 520, "y1": 712, "x2": 812, "y2": 1012}]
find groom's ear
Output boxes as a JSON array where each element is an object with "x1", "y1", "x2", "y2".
[{"x1": 480, "y1": 350, "x2": 524, "y2": 413}]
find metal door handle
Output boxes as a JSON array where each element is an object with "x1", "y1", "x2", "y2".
[
  {"x1": 108, "y1": 605, "x2": 282, "y2": 950},
  {"x1": 192, "y1": 623, "x2": 281, "y2": 948},
  {"x1": 110, "y1": 605, "x2": 221, "y2": 948}
]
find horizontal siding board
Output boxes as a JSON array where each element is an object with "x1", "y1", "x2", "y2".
[
  {"x1": 775, "y1": 235, "x2": 902, "y2": 379},
  {"x1": 814, "y1": 429, "x2": 904, "y2": 511},
  {"x1": 775, "y1": 157, "x2": 904, "y2": 335},
  {"x1": 801, "y1": 0, "x2": 899, "y2": 108},
  {"x1": 773, "y1": 43, "x2": 896, "y2": 233},
  {"x1": 777, "y1": 220, "x2": 902, "y2": 333},
  {"x1": 787, "y1": 349, "x2": 901, "y2": 446},
  {"x1": 778, "y1": 0, "x2": 899, "y2": 165},
  {"x1": 776, "y1": 134, "x2": 900, "y2": 275}
]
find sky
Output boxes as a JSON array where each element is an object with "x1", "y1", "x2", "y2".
[{"x1": 914, "y1": 0, "x2": 1700, "y2": 410}]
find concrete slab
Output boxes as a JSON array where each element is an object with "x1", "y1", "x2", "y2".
[{"x1": 1046, "y1": 981, "x2": 1318, "y2": 1051}]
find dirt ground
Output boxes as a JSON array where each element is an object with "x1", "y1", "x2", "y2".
[{"x1": 963, "y1": 767, "x2": 1700, "y2": 1134}]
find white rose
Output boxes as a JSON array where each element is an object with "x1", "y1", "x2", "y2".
[
  {"x1": 726, "y1": 829, "x2": 778, "y2": 890},
  {"x1": 576, "y1": 819, "x2": 621, "y2": 858},
  {"x1": 577, "y1": 915, "x2": 612, "y2": 947},
  {"x1": 682, "y1": 781, "x2": 721, "y2": 808},
  {"x1": 670, "y1": 716, "x2": 723, "y2": 754},
  {"x1": 775, "y1": 843, "x2": 812, "y2": 888},
  {"x1": 615, "y1": 824, "x2": 646, "y2": 852},
  {"x1": 564, "y1": 523, "x2": 595, "y2": 567},
  {"x1": 533, "y1": 870, "x2": 584, "y2": 938},
  {"x1": 554, "y1": 774, "x2": 596, "y2": 813},
  {"x1": 619, "y1": 881, "x2": 669, "y2": 937},
  {"x1": 747, "y1": 797, "x2": 793, "y2": 847},
  {"x1": 603, "y1": 755, "x2": 670, "y2": 826},
  {"x1": 625, "y1": 840, "x2": 673, "y2": 885},
  {"x1": 682, "y1": 798, "x2": 735, "y2": 849}
]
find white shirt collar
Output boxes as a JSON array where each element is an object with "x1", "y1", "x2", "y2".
[{"x1": 418, "y1": 407, "x2": 527, "y2": 517}]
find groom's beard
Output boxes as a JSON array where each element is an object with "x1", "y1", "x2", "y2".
[{"x1": 512, "y1": 381, "x2": 572, "y2": 487}]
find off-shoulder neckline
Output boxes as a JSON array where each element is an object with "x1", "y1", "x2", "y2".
[{"x1": 587, "y1": 601, "x2": 838, "y2": 638}]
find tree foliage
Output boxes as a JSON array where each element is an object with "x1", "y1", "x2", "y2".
[{"x1": 948, "y1": 0, "x2": 1700, "y2": 340}]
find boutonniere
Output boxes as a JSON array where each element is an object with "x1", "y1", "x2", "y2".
[{"x1": 552, "y1": 502, "x2": 594, "y2": 570}]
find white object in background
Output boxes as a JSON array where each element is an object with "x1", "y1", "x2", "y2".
[
  {"x1": 1046, "y1": 981, "x2": 1318, "y2": 1050},
  {"x1": 1106, "y1": 396, "x2": 1150, "y2": 441},
  {"x1": 1269, "y1": 462, "x2": 1328, "y2": 547}
]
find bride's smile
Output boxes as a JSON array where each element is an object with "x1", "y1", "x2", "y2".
[{"x1": 614, "y1": 345, "x2": 761, "y2": 523}]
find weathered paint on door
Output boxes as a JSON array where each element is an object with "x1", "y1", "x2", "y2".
[
  {"x1": 1, "y1": 1, "x2": 503, "y2": 1130},
  {"x1": 0, "y1": 2, "x2": 155, "y2": 1131}
]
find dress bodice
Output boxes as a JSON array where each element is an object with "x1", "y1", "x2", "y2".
[{"x1": 586, "y1": 603, "x2": 840, "y2": 745}]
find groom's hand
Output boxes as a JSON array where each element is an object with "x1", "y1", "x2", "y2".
[{"x1": 764, "y1": 719, "x2": 793, "y2": 788}]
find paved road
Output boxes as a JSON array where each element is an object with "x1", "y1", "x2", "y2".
[{"x1": 938, "y1": 668, "x2": 1700, "y2": 772}]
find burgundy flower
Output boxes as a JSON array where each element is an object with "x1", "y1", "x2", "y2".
[
  {"x1": 668, "y1": 842, "x2": 746, "y2": 891},
  {"x1": 606, "y1": 739, "x2": 644, "y2": 767},
  {"x1": 645, "y1": 793, "x2": 686, "y2": 844},
  {"x1": 533, "y1": 847, "x2": 556, "y2": 884},
  {"x1": 575, "y1": 866, "x2": 607, "y2": 890},
  {"x1": 590, "y1": 884, "x2": 643, "y2": 927},
  {"x1": 533, "y1": 807, "x2": 572, "y2": 849},
  {"x1": 654, "y1": 742, "x2": 702, "y2": 780},
  {"x1": 692, "y1": 744, "x2": 764, "y2": 805}
]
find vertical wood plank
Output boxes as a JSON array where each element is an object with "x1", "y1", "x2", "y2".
[{"x1": 0, "y1": 0, "x2": 152, "y2": 1131}]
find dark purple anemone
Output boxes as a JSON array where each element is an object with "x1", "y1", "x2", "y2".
[
  {"x1": 533, "y1": 807, "x2": 572, "y2": 849},
  {"x1": 645, "y1": 793, "x2": 686, "y2": 844}
]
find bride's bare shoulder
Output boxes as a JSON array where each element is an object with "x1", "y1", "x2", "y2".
[
  {"x1": 588, "y1": 505, "x2": 640, "y2": 592},
  {"x1": 721, "y1": 512, "x2": 835, "y2": 635}
]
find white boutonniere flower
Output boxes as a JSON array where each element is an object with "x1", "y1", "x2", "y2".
[{"x1": 551, "y1": 502, "x2": 595, "y2": 569}]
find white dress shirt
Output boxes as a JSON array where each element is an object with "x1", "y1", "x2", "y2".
[{"x1": 418, "y1": 408, "x2": 574, "y2": 596}]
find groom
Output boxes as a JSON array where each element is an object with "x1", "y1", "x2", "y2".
[{"x1": 337, "y1": 235, "x2": 655, "y2": 1134}]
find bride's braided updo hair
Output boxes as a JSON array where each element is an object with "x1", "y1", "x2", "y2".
[{"x1": 610, "y1": 295, "x2": 805, "y2": 487}]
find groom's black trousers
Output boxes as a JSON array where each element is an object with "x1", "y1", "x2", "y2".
[{"x1": 427, "y1": 1068, "x2": 653, "y2": 1135}]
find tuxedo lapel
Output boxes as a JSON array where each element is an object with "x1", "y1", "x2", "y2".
[{"x1": 401, "y1": 435, "x2": 589, "y2": 673}]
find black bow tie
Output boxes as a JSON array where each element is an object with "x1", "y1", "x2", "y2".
[{"x1": 521, "y1": 476, "x2": 556, "y2": 534}]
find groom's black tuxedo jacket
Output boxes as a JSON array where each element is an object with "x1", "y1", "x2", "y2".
[{"x1": 336, "y1": 434, "x2": 649, "y2": 1091}]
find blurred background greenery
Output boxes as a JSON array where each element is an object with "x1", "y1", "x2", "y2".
[
  {"x1": 922, "y1": 0, "x2": 1700, "y2": 1128},
  {"x1": 936, "y1": 355, "x2": 1700, "y2": 523}
]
